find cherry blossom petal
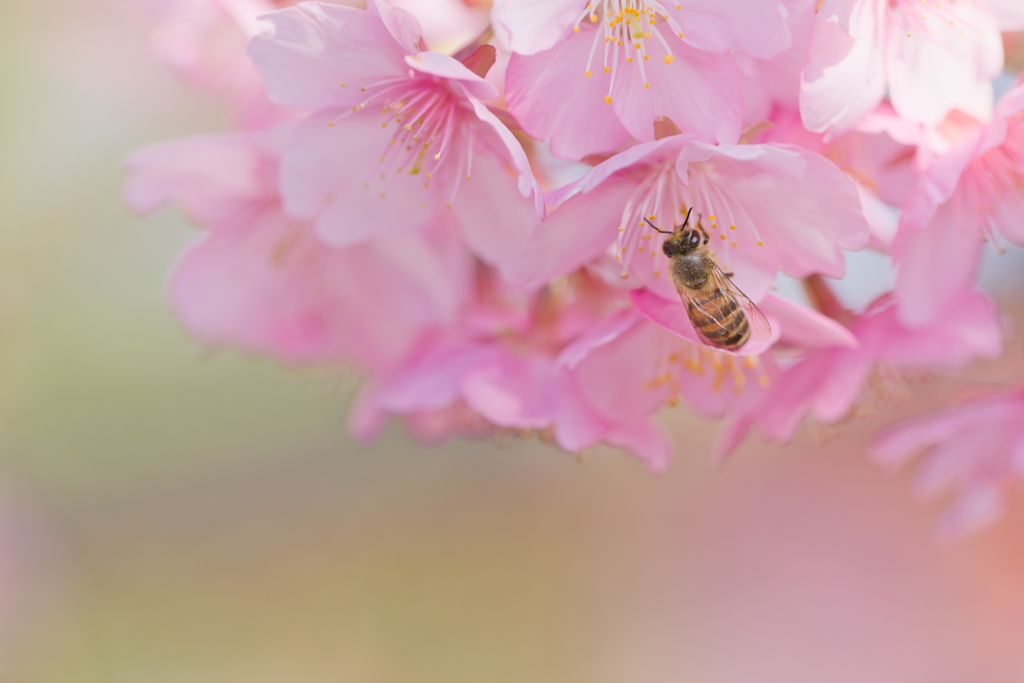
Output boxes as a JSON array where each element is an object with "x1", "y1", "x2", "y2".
[
  {"x1": 461, "y1": 352, "x2": 558, "y2": 428},
  {"x1": 406, "y1": 52, "x2": 499, "y2": 100},
  {"x1": 280, "y1": 109, "x2": 451, "y2": 246},
  {"x1": 512, "y1": 175, "x2": 639, "y2": 287},
  {"x1": 249, "y1": 3, "x2": 409, "y2": 111},
  {"x1": 893, "y1": 193, "x2": 983, "y2": 328},
  {"x1": 505, "y1": 34, "x2": 633, "y2": 160},
  {"x1": 759, "y1": 294, "x2": 858, "y2": 350},
  {"x1": 366, "y1": 0, "x2": 425, "y2": 53},
  {"x1": 447, "y1": 151, "x2": 542, "y2": 281},
  {"x1": 800, "y1": 0, "x2": 886, "y2": 135},
  {"x1": 612, "y1": 33, "x2": 742, "y2": 145},
  {"x1": 606, "y1": 420, "x2": 674, "y2": 472},
  {"x1": 677, "y1": 142, "x2": 870, "y2": 278},
  {"x1": 667, "y1": 0, "x2": 791, "y2": 59},
  {"x1": 490, "y1": 0, "x2": 582, "y2": 55},
  {"x1": 124, "y1": 132, "x2": 275, "y2": 227},
  {"x1": 885, "y1": 4, "x2": 1001, "y2": 127}
]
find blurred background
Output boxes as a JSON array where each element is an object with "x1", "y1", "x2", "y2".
[{"x1": 2, "y1": 1, "x2": 1024, "y2": 681}]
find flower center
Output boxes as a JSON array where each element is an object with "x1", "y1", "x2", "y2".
[
  {"x1": 334, "y1": 73, "x2": 474, "y2": 203},
  {"x1": 572, "y1": 0, "x2": 684, "y2": 101},
  {"x1": 613, "y1": 162, "x2": 765, "y2": 280}
]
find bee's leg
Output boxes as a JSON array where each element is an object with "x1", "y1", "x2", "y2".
[{"x1": 723, "y1": 271, "x2": 734, "y2": 278}]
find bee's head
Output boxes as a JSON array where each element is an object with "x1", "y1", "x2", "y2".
[{"x1": 661, "y1": 228, "x2": 703, "y2": 257}]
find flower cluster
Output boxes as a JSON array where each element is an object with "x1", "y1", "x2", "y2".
[{"x1": 128, "y1": 0, "x2": 1024, "y2": 537}]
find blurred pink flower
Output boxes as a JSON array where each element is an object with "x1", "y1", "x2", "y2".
[
  {"x1": 871, "y1": 382, "x2": 1024, "y2": 540},
  {"x1": 718, "y1": 283, "x2": 1003, "y2": 460},
  {"x1": 801, "y1": 0, "x2": 1003, "y2": 137},
  {"x1": 125, "y1": 128, "x2": 472, "y2": 369},
  {"x1": 350, "y1": 272, "x2": 677, "y2": 470},
  {"x1": 139, "y1": 0, "x2": 301, "y2": 127},
  {"x1": 516, "y1": 131, "x2": 869, "y2": 305},
  {"x1": 893, "y1": 83, "x2": 1024, "y2": 327},
  {"x1": 247, "y1": 1, "x2": 542, "y2": 278},
  {"x1": 498, "y1": 0, "x2": 790, "y2": 158}
]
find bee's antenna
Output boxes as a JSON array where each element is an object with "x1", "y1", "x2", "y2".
[
  {"x1": 682, "y1": 206, "x2": 694, "y2": 227},
  {"x1": 643, "y1": 217, "x2": 673, "y2": 235}
]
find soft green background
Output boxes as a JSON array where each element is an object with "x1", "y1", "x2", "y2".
[{"x1": 2, "y1": 1, "x2": 1024, "y2": 681}]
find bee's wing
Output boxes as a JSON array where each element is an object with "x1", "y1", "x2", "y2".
[{"x1": 683, "y1": 264, "x2": 773, "y2": 346}]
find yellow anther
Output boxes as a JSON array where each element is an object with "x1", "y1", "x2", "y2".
[
  {"x1": 729, "y1": 225, "x2": 736, "y2": 230},
  {"x1": 574, "y1": 25, "x2": 580, "y2": 32},
  {"x1": 644, "y1": 82, "x2": 649, "y2": 88},
  {"x1": 605, "y1": 95, "x2": 613, "y2": 103},
  {"x1": 708, "y1": 215, "x2": 716, "y2": 220},
  {"x1": 663, "y1": 55, "x2": 674, "y2": 64}
]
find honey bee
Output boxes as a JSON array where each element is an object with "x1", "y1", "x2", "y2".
[{"x1": 646, "y1": 208, "x2": 771, "y2": 351}]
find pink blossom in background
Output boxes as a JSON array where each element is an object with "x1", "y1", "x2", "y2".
[
  {"x1": 894, "y1": 82, "x2": 1024, "y2": 327},
  {"x1": 719, "y1": 283, "x2": 1003, "y2": 460},
  {"x1": 349, "y1": 272, "x2": 676, "y2": 470},
  {"x1": 499, "y1": 0, "x2": 791, "y2": 158},
  {"x1": 125, "y1": 128, "x2": 473, "y2": 369},
  {"x1": 872, "y1": 380, "x2": 1024, "y2": 540},
  {"x1": 247, "y1": 1, "x2": 542, "y2": 279},
  {"x1": 801, "y1": 0, "x2": 1003, "y2": 138}
]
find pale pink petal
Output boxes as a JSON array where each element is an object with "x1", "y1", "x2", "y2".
[
  {"x1": 249, "y1": 3, "x2": 409, "y2": 111},
  {"x1": 606, "y1": 419, "x2": 674, "y2": 472},
  {"x1": 366, "y1": 0, "x2": 425, "y2": 53},
  {"x1": 712, "y1": 414, "x2": 755, "y2": 463},
  {"x1": 124, "y1": 131, "x2": 275, "y2": 226},
  {"x1": 280, "y1": 110, "x2": 451, "y2": 247},
  {"x1": 876, "y1": 289, "x2": 1002, "y2": 366},
  {"x1": 613, "y1": 33, "x2": 742, "y2": 145},
  {"x1": 545, "y1": 135, "x2": 692, "y2": 205},
  {"x1": 571, "y1": 319, "x2": 670, "y2": 424},
  {"x1": 988, "y1": 0, "x2": 1024, "y2": 29},
  {"x1": 552, "y1": 371, "x2": 614, "y2": 452},
  {"x1": 505, "y1": 34, "x2": 632, "y2": 160},
  {"x1": 490, "y1": 0, "x2": 582, "y2": 54},
  {"x1": 677, "y1": 142, "x2": 870, "y2": 278},
  {"x1": 935, "y1": 484, "x2": 1006, "y2": 541},
  {"x1": 629, "y1": 289, "x2": 779, "y2": 356},
  {"x1": 800, "y1": 1, "x2": 886, "y2": 135},
  {"x1": 511, "y1": 176, "x2": 639, "y2": 287},
  {"x1": 759, "y1": 294, "x2": 858, "y2": 350},
  {"x1": 458, "y1": 86, "x2": 543, "y2": 211},
  {"x1": 406, "y1": 52, "x2": 499, "y2": 100},
  {"x1": 870, "y1": 397, "x2": 1022, "y2": 468},
  {"x1": 668, "y1": 0, "x2": 791, "y2": 59},
  {"x1": 447, "y1": 151, "x2": 542, "y2": 281},
  {"x1": 885, "y1": 4, "x2": 1000, "y2": 127},
  {"x1": 375, "y1": 341, "x2": 500, "y2": 412},
  {"x1": 893, "y1": 192, "x2": 984, "y2": 328},
  {"x1": 557, "y1": 308, "x2": 641, "y2": 370},
  {"x1": 461, "y1": 352, "x2": 557, "y2": 428}
]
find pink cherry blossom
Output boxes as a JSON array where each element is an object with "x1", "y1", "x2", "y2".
[
  {"x1": 499, "y1": 0, "x2": 791, "y2": 158},
  {"x1": 871, "y1": 381, "x2": 1024, "y2": 540},
  {"x1": 247, "y1": 1, "x2": 542, "y2": 278},
  {"x1": 893, "y1": 82, "x2": 1024, "y2": 327},
  {"x1": 125, "y1": 128, "x2": 472, "y2": 369},
  {"x1": 516, "y1": 131, "x2": 869, "y2": 306},
  {"x1": 349, "y1": 271, "x2": 676, "y2": 470},
  {"x1": 717, "y1": 282, "x2": 1003, "y2": 460},
  {"x1": 801, "y1": 0, "x2": 1003, "y2": 138}
]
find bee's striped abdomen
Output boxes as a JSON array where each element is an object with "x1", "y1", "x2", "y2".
[{"x1": 687, "y1": 288, "x2": 750, "y2": 351}]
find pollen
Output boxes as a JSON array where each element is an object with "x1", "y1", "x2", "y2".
[
  {"x1": 605, "y1": 95, "x2": 613, "y2": 103},
  {"x1": 574, "y1": 25, "x2": 580, "y2": 32},
  {"x1": 663, "y1": 55, "x2": 673, "y2": 64},
  {"x1": 729, "y1": 225, "x2": 736, "y2": 230},
  {"x1": 585, "y1": 70, "x2": 592, "y2": 77},
  {"x1": 708, "y1": 215, "x2": 716, "y2": 220},
  {"x1": 644, "y1": 82, "x2": 649, "y2": 89}
]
